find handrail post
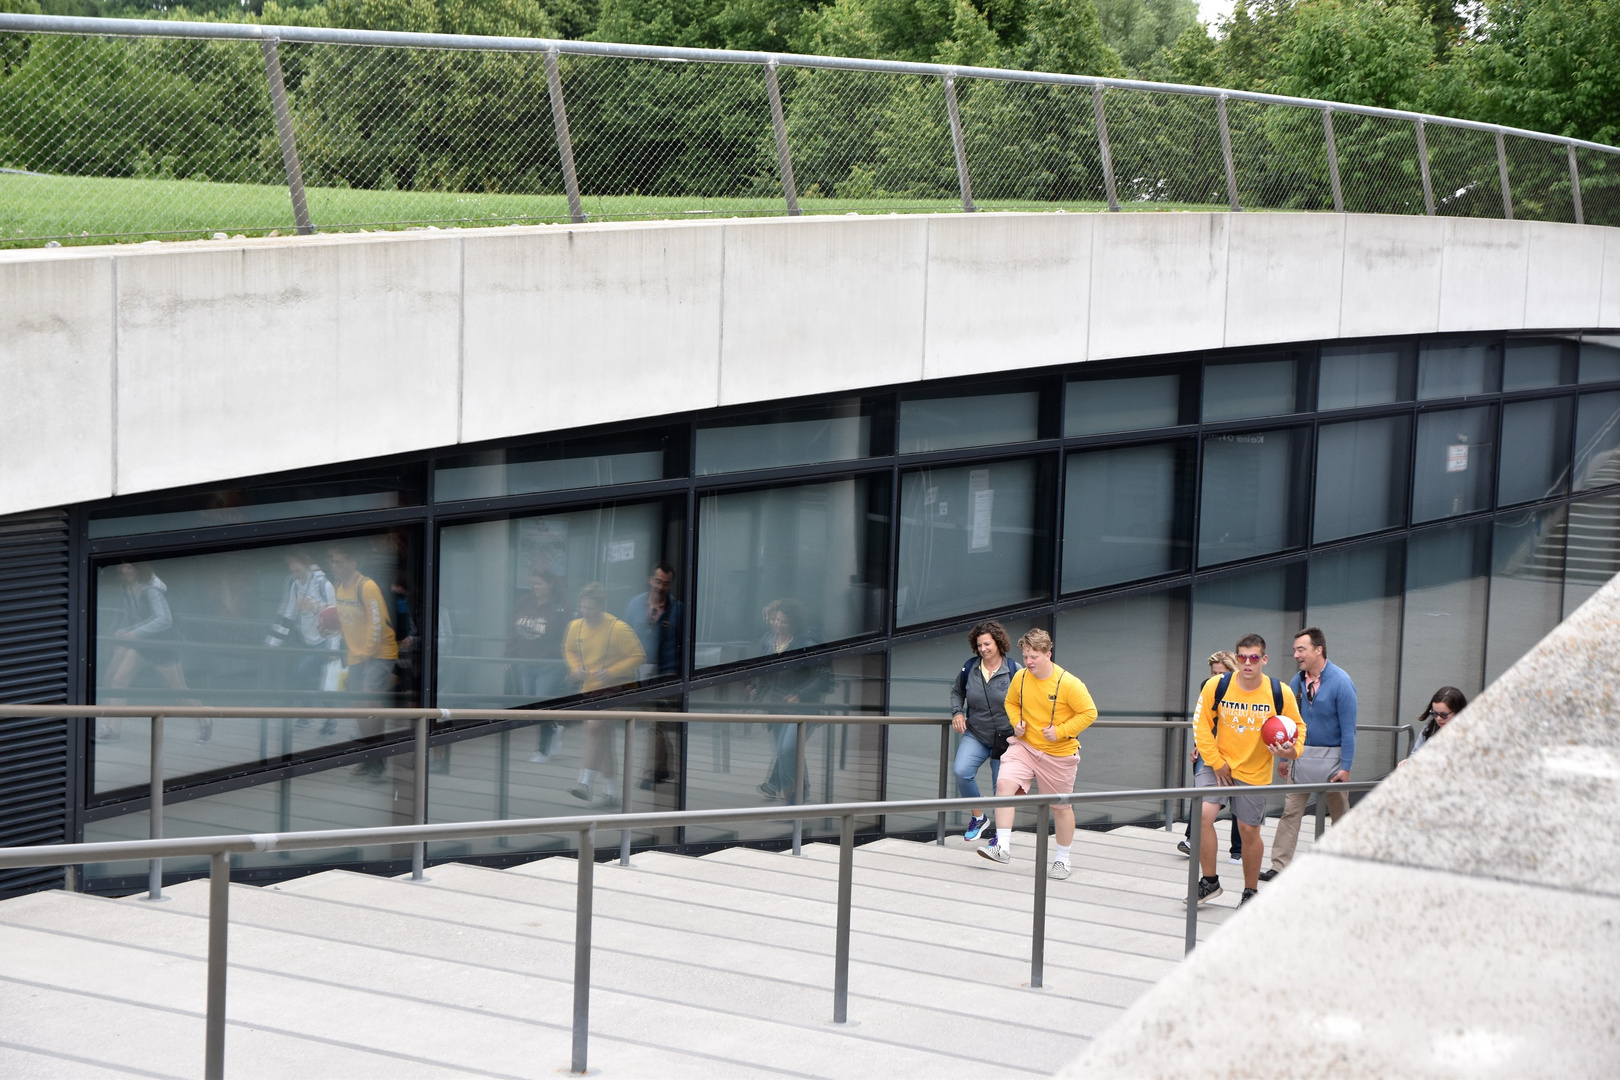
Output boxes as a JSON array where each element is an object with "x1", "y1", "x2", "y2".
[
  {"x1": 791, "y1": 721, "x2": 806, "y2": 857},
  {"x1": 832, "y1": 812, "x2": 854, "y2": 1023},
  {"x1": 1314, "y1": 789, "x2": 1327, "y2": 840},
  {"x1": 571, "y1": 824, "x2": 595, "y2": 1074},
  {"x1": 204, "y1": 850, "x2": 230, "y2": 1080},
  {"x1": 411, "y1": 714, "x2": 429, "y2": 881},
  {"x1": 1568, "y1": 144, "x2": 1584, "y2": 225},
  {"x1": 1216, "y1": 93, "x2": 1240, "y2": 212},
  {"x1": 942, "y1": 71, "x2": 975, "y2": 212},
  {"x1": 1031, "y1": 800, "x2": 1049, "y2": 988},
  {"x1": 619, "y1": 718, "x2": 633, "y2": 867},
  {"x1": 1415, "y1": 118, "x2": 1435, "y2": 216},
  {"x1": 936, "y1": 722, "x2": 949, "y2": 846},
  {"x1": 146, "y1": 715, "x2": 165, "y2": 901},
  {"x1": 1092, "y1": 85, "x2": 1119, "y2": 212},
  {"x1": 1184, "y1": 794, "x2": 1203, "y2": 956},
  {"x1": 545, "y1": 47, "x2": 586, "y2": 224},
  {"x1": 764, "y1": 60, "x2": 801, "y2": 216},
  {"x1": 1497, "y1": 130, "x2": 1513, "y2": 220},
  {"x1": 259, "y1": 37, "x2": 314, "y2": 235},
  {"x1": 1323, "y1": 107, "x2": 1344, "y2": 213}
]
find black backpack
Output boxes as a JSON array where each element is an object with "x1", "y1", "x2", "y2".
[{"x1": 1209, "y1": 671, "x2": 1285, "y2": 728}]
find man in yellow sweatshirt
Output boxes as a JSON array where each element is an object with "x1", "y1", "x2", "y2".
[
  {"x1": 976, "y1": 628, "x2": 1097, "y2": 880},
  {"x1": 1190, "y1": 632, "x2": 1305, "y2": 907},
  {"x1": 565, "y1": 581, "x2": 647, "y2": 805}
]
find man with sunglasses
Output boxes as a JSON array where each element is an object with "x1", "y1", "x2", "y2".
[
  {"x1": 1261, "y1": 627, "x2": 1358, "y2": 881},
  {"x1": 1190, "y1": 634, "x2": 1304, "y2": 906}
]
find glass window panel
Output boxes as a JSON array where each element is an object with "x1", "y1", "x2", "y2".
[
  {"x1": 695, "y1": 399, "x2": 877, "y2": 476},
  {"x1": 88, "y1": 467, "x2": 422, "y2": 539},
  {"x1": 436, "y1": 500, "x2": 684, "y2": 709},
  {"x1": 1574, "y1": 391, "x2": 1620, "y2": 491},
  {"x1": 686, "y1": 652, "x2": 885, "y2": 844},
  {"x1": 1417, "y1": 339, "x2": 1501, "y2": 400},
  {"x1": 897, "y1": 458, "x2": 1050, "y2": 627},
  {"x1": 1305, "y1": 542, "x2": 1404, "y2": 778},
  {"x1": 1313, "y1": 416, "x2": 1412, "y2": 542},
  {"x1": 1318, "y1": 343, "x2": 1414, "y2": 411},
  {"x1": 1063, "y1": 441, "x2": 1193, "y2": 592},
  {"x1": 1579, "y1": 335, "x2": 1620, "y2": 383},
  {"x1": 898, "y1": 391, "x2": 1040, "y2": 453},
  {"x1": 1197, "y1": 427, "x2": 1311, "y2": 566},
  {"x1": 1502, "y1": 338, "x2": 1578, "y2": 391},
  {"x1": 1203, "y1": 358, "x2": 1299, "y2": 422},
  {"x1": 695, "y1": 477, "x2": 888, "y2": 668},
  {"x1": 1065, "y1": 373, "x2": 1182, "y2": 436},
  {"x1": 1189, "y1": 564, "x2": 1305, "y2": 720},
  {"x1": 92, "y1": 530, "x2": 421, "y2": 796},
  {"x1": 1056, "y1": 589, "x2": 1189, "y2": 825},
  {"x1": 434, "y1": 432, "x2": 674, "y2": 502},
  {"x1": 1563, "y1": 493, "x2": 1620, "y2": 615},
  {"x1": 1485, "y1": 507, "x2": 1567, "y2": 685},
  {"x1": 1498, "y1": 397, "x2": 1573, "y2": 506},
  {"x1": 1399, "y1": 521, "x2": 1489, "y2": 722},
  {"x1": 1411, "y1": 406, "x2": 1497, "y2": 523},
  {"x1": 885, "y1": 617, "x2": 1043, "y2": 836}
]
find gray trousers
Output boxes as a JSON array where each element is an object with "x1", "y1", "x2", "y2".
[{"x1": 1270, "y1": 745, "x2": 1350, "y2": 871}]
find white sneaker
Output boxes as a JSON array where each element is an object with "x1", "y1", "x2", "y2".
[
  {"x1": 529, "y1": 751, "x2": 550, "y2": 764},
  {"x1": 1228, "y1": 855, "x2": 1242, "y2": 864},
  {"x1": 977, "y1": 843, "x2": 1011, "y2": 865},
  {"x1": 1048, "y1": 860, "x2": 1071, "y2": 880}
]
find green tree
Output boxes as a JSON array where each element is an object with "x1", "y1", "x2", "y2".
[
  {"x1": 1014, "y1": 0, "x2": 1121, "y2": 74},
  {"x1": 1270, "y1": 0, "x2": 1433, "y2": 109},
  {"x1": 1094, "y1": 0, "x2": 1196, "y2": 74}
]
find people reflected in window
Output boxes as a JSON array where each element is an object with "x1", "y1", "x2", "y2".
[
  {"x1": 102, "y1": 561, "x2": 207, "y2": 742},
  {"x1": 328, "y1": 541, "x2": 399, "y2": 774},
  {"x1": 264, "y1": 551, "x2": 342, "y2": 713},
  {"x1": 625, "y1": 561, "x2": 684, "y2": 789},
  {"x1": 508, "y1": 565, "x2": 570, "y2": 762},
  {"x1": 567, "y1": 581, "x2": 646, "y2": 806},
  {"x1": 752, "y1": 599, "x2": 833, "y2": 801}
]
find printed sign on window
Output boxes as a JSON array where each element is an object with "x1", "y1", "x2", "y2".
[
  {"x1": 968, "y1": 469, "x2": 993, "y2": 552},
  {"x1": 1446, "y1": 444, "x2": 1469, "y2": 473},
  {"x1": 607, "y1": 539, "x2": 636, "y2": 563}
]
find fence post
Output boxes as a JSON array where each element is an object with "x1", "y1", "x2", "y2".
[
  {"x1": 1497, "y1": 130, "x2": 1513, "y2": 220},
  {"x1": 410, "y1": 714, "x2": 429, "y2": 881},
  {"x1": 764, "y1": 60, "x2": 801, "y2": 216},
  {"x1": 146, "y1": 715, "x2": 165, "y2": 901},
  {"x1": 942, "y1": 72, "x2": 975, "y2": 213},
  {"x1": 259, "y1": 38, "x2": 314, "y2": 236},
  {"x1": 1322, "y1": 107, "x2": 1345, "y2": 213},
  {"x1": 1184, "y1": 794, "x2": 1203, "y2": 956},
  {"x1": 791, "y1": 721, "x2": 806, "y2": 857},
  {"x1": 1568, "y1": 144, "x2": 1584, "y2": 225},
  {"x1": 1216, "y1": 94, "x2": 1240, "y2": 212},
  {"x1": 545, "y1": 47, "x2": 587, "y2": 225},
  {"x1": 1031, "y1": 801, "x2": 1049, "y2": 989},
  {"x1": 832, "y1": 812, "x2": 854, "y2": 1023},
  {"x1": 204, "y1": 850, "x2": 230, "y2": 1080},
  {"x1": 1092, "y1": 85, "x2": 1120, "y2": 212},
  {"x1": 572, "y1": 824, "x2": 595, "y2": 1074},
  {"x1": 620, "y1": 719, "x2": 634, "y2": 867},
  {"x1": 1314, "y1": 789, "x2": 1327, "y2": 841},
  {"x1": 936, "y1": 723, "x2": 949, "y2": 846},
  {"x1": 1415, "y1": 119, "x2": 1435, "y2": 216}
]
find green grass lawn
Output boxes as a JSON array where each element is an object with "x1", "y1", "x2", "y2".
[{"x1": 0, "y1": 170, "x2": 1235, "y2": 248}]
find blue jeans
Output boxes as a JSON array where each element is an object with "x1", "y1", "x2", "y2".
[{"x1": 954, "y1": 732, "x2": 1000, "y2": 805}]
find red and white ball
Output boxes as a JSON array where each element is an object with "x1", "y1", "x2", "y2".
[{"x1": 1261, "y1": 714, "x2": 1297, "y2": 749}]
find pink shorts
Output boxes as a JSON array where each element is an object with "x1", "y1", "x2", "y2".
[{"x1": 1000, "y1": 739, "x2": 1079, "y2": 796}]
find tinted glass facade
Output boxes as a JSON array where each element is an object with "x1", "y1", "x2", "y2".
[{"x1": 72, "y1": 330, "x2": 1620, "y2": 888}]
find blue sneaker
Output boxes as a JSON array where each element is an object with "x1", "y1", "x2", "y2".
[{"x1": 963, "y1": 815, "x2": 988, "y2": 842}]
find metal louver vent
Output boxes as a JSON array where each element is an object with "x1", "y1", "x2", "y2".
[{"x1": 0, "y1": 510, "x2": 72, "y2": 900}]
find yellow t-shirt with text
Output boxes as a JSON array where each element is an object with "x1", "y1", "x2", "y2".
[
  {"x1": 1192, "y1": 675, "x2": 1305, "y2": 786},
  {"x1": 1004, "y1": 665, "x2": 1097, "y2": 757}
]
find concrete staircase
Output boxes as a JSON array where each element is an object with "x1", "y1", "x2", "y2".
[{"x1": 0, "y1": 821, "x2": 1313, "y2": 1078}]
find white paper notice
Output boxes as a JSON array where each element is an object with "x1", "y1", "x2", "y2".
[
  {"x1": 607, "y1": 539, "x2": 636, "y2": 563},
  {"x1": 1446, "y1": 444, "x2": 1469, "y2": 473},
  {"x1": 969, "y1": 469, "x2": 993, "y2": 552}
]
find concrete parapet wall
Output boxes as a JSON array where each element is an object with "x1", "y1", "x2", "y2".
[{"x1": 3, "y1": 212, "x2": 1618, "y2": 516}]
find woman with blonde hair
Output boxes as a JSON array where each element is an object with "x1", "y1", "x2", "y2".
[{"x1": 1178, "y1": 651, "x2": 1242, "y2": 860}]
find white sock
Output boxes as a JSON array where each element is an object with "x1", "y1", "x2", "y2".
[
  {"x1": 1054, "y1": 844, "x2": 1071, "y2": 865},
  {"x1": 603, "y1": 778, "x2": 621, "y2": 798},
  {"x1": 578, "y1": 769, "x2": 597, "y2": 786},
  {"x1": 996, "y1": 833, "x2": 1011, "y2": 852}
]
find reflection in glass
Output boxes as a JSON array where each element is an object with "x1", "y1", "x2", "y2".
[
  {"x1": 1503, "y1": 338, "x2": 1578, "y2": 391},
  {"x1": 1485, "y1": 507, "x2": 1566, "y2": 684},
  {"x1": 1314, "y1": 416, "x2": 1411, "y2": 542},
  {"x1": 897, "y1": 459, "x2": 1049, "y2": 627},
  {"x1": 695, "y1": 477, "x2": 888, "y2": 668},
  {"x1": 1579, "y1": 335, "x2": 1620, "y2": 383},
  {"x1": 1574, "y1": 391, "x2": 1620, "y2": 491},
  {"x1": 686, "y1": 652, "x2": 884, "y2": 844},
  {"x1": 437, "y1": 501, "x2": 682, "y2": 709},
  {"x1": 1318, "y1": 344, "x2": 1413, "y2": 410},
  {"x1": 1190, "y1": 564, "x2": 1304, "y2": 716},
  {"x1": 899, "y1": 391, "x2": 1040, "y2": 453},
  {"x1": 1197, "y1": 427, "x2": 1310, "y2": 566},
  {"x1": 1063, "y1": 442, "x2": 1192, "y2": 592},
  {"x1": 1203, "y1": 357, "x2": 1299, "y2": 422},
  {"x1": 1305, "y1": 542, "x2": 1403, "y2": 776},
  {"x1": 1066, "y1": 373, "x2": 1182, "y2": 436},
  {"x1": 1562, "y1": 494, "x2": 1620, "y2": 615},
  {"x1": 696, "y1": 399, "x2": 876, "y2": 475},
  {"x1": 92, "y1": 531, "x2": 420, "y2": 795},
  {"x1": 1412, "y1": 406, "x2": 1497, "y2": 522},
  {"x1": 1498, "y1": 397, "x2": 1572, "y2": 506},
  {"x1": 1417, "y1": 340, "x2": 1500, "y2": 399},
  {"x1": 1400, "y1": 522, "x2": 1489, "y2": 720},
  {"x1": 434, "y1": 433, "x2": 671, "y2": 502}
]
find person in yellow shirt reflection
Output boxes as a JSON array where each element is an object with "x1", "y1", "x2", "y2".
[
  {"x1": 1189, "y1": 633, "x2": 1304, "y2": 908},
  {"x1": 565, "y1": 581, "x2": 646, "y2": 806},
  {"x1": 975, "y1": 629, "x2": 1097, "y2": 881}
]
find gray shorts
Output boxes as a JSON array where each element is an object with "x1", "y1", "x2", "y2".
[{"x1": 1195, "y1": 768, "x2": 1267, "y2": 826}]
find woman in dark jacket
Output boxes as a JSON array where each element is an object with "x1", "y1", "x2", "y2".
[
  {"x1": 948, "y1": 620, "x2": 1021, "y2": 842},
  {"x1": 752, "y1": 599, "x2": 832, "y2": 799}
]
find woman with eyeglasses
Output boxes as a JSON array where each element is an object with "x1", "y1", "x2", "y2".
[
  {"x1": 1177, "y1": 651, "x2": 1244, "y2": 862},
  {"x1": 1404, "y1": 687, "x2": 1467, "y2": 763}
]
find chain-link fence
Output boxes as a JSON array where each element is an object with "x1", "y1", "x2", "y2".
[{"x1": 1, "y1": 12, "x2": 1617, "y2": 248}]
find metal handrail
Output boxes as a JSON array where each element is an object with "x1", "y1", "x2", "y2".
[{"x1": 0, "y1": 777, "x2": 1377, "y2": 1078}]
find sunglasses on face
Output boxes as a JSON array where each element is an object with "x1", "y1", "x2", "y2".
[
  {"x1": 1430, "y1": 708, "x2": 1453, "y2": 720},
  {"x1": 1236, "y1": 653, "x2": 1263, "y2": 664}
]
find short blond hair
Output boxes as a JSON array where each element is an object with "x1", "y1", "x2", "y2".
[{"x1": 1017, "y1": 628, "x2": 1053, "y2": 655}]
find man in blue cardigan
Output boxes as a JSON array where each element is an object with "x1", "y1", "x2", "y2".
[{"x1": 1261, "y1": 627, "x2": 1357, "y2": 881}]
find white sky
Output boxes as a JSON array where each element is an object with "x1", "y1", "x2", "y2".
[{"x1": 1198, "y1": 0, "x2": 1235, "y2": 29}]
